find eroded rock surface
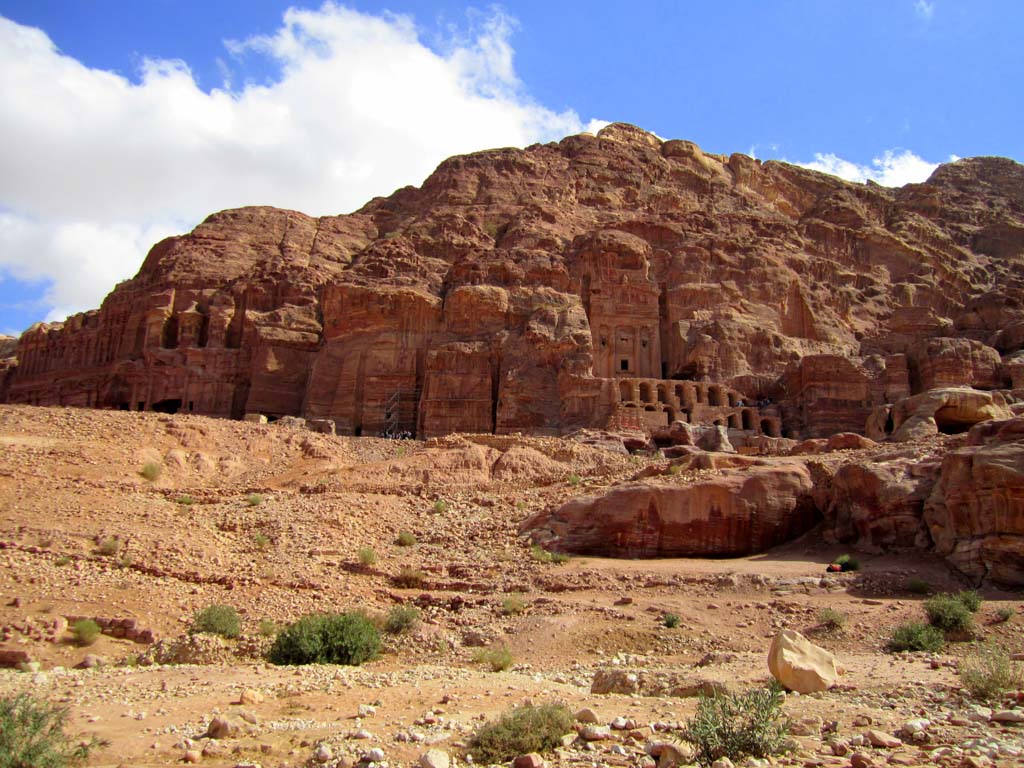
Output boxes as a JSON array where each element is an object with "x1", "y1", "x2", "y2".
[
  {"x1": 924, "y1": 416, "x2": 1024, "y2": 585},
  {"x1": 522, "y1": 463, "x2": 817, "y2": 557},
  {"x1": 3, "y1": 125, "x2": 1022, "y2": 446}
]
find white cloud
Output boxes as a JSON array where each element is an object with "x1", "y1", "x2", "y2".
[
  {"x1": 797, "y1": 149, "x2": 949, "y2": 187},
  {"x1": 914, "y1": 0, "x2": 935, "y2": 21},
  {"x1": 0, "y1": 4, "x2": 600, "y2": 326}
]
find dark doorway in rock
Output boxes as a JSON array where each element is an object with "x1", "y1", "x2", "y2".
[
  {"x1": 152, "y1": 398, "x2": 182, "y2": 414},
  {"x1": 934, "y1": 407, "x2": 974, "y2": 434}
]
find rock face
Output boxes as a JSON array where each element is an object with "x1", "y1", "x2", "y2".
[
  {"x1": 767, "y1": 630, "x2": 839, "y2": 694},
  {"x1": 3, "y1": 125, "x2": 1022, "y2": 445},
  {"x1": 924, "y1": 416, "x2": 1024, "y2": 585},
  {"x1": 522, "y1": 463, "x2": 817, "y2": 557}
]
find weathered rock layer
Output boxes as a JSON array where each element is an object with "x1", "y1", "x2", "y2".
[{"x1": 4, "y1": 124, "x2": 1022, "y2": 445}]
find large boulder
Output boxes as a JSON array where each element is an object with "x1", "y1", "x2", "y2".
[
  {"x1": 888, "y1": 388, "x2": 1013, "y2": 442},
  {"x1": 767, "y1": 630, "x2": 838, "y2": 693},
  {"x1": 522, "y1": 463, "x2": 817, "y2": 557},
  {"x1": 924, "y1": 416, "x2": 1024, "y2": 585},
  {"x1": 822, "y1": 459, "x2": 937, "y2": 550}
]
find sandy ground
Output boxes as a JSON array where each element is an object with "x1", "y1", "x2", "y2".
[{"x1": 0, "y1": 405, "x2": 1021, "y2": 768}]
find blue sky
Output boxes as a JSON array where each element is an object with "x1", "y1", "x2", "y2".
[{"x1": 1, "y1": 0, "x2": 1022, "y2": 334}]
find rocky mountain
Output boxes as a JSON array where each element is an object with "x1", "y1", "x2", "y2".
[{"x1": 4, "y1": 123, "x2": 1022, "y2": 446}]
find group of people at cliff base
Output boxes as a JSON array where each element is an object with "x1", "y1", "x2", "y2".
[{"x1": 382, "y1": 429, "x2": 414, "y2": 439}]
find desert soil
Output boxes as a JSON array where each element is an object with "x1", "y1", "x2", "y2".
[{"x1": 0, "y1": 405, "x2": 1021, "y2": 768}]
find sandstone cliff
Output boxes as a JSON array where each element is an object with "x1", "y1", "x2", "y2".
[{"x1": 4, "y1": 124, "x2": 1023, "y2": 443}]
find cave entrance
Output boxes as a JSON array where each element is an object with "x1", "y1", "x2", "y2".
[
  {"x1": 934, "y1": 407, "x2": 976, "y2": 434},
  {"x1": 152, "y1": 398, "x2": 182, "y2": 414}
]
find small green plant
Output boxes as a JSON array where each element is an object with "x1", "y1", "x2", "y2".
[
  {"x1": 668, "y1": 462, "x2": 682, "y2": 475},
  {"x1": 502, "y1": 594, "x2": 527, "y2": 616},
  {"x1": 96, "y1": 537, "x2": 121, "y2": 556},
  {"x1": 71, "y1": 619, "x2": 101, "y2": 647},
  {"x1": 906, "y1": 578, "x2": 933, "y2": 595},
  {"x1": 834, "y1": 553, "x2": 860, "y2": 572},
  {"x1": 471, "y1": 702, "x2": 573, "y2": 765},
  {"x1": 959, "y1": 644, "x2": 1023, "y2": 702},
  {"x1": 192, "y1": 604, "x2": 241, "y2": 639},
  {"x1": 529, "y1": 544, "x2": 571, "y2": 565},
  {"x1": 955, "y1": 590, "x2": 982, "y2": 613},
  {"x1": 252, "y1": 532, "x2": 271, "y2": 550},
  {"x1": 393, "y1": 567, "x2": 427, "y2": 588},
  {"x1": 473, "y1": 645, "x2": 514, "y2": 672},
  {"x1": 258, "y1": 618, "x2": 278, "y2": 637},
  {"x1": 357, "y1": 547, "x2": 377, "y2": 567},
  {"x1": 663, "y1": 613, "x2": 681, "y2": 628},
  {"x1": 0, "y1": 693, "x2": 104, "y2": 767},
  {"x1": 995, "y1": 607, "x2": 1015, "y2": 623},
  {"x1": 267, "y1": 612, "x2": 380, "y2": 666},
  {"x1": 888, "y1": 622, "x2": 945, "y2": 652},
  {"x1": 925, "y1": 593, "x2": 974, "y2": 633},
  {"x1": 818, "y1": 608, "x2": 848, "y2": 632},
  {"x1": 175, "y1": 495, "x2": 195, "y2": 506},
  {"x1": 139, "y1": 462, "x2": 162, "y2": 482},
  {"x1": 395, "y1": 530, "x2": 417, "y2": 547},
  {"x1": 432, "y1": 499, "x2": 449, "y2": 514},
  {"x1": 681, "y1": 686, "x2": 791, "y2": 767},
  {"x1": 54, "y1": 556, "x2": 71, "y2": 567},
  {"x1": 383, "y1": 605, "x2": 421, "y2": 635},
  {"x1": 567, "y1": 473, "x2": 581, "y2": 487},
  {"x1": 246, "y1": 493, "x2": 263, "y2": 506}
]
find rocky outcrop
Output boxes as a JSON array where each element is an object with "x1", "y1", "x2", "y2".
[
  {"x1": 880, "y1": 388, "x2": 1013, "y2": 442},
  {"x1": 924, "y1": 416, "x2": 1024, "y2": 585},
  {"x1": 522, "y1": 463, "x2": 817, "y2": 557},
  {"x1": 3, "y1": 125, "x2": 1023, "y2": 445},
  {"x1": 819, "y1": 458, "x2": 937, "y2": 550}
]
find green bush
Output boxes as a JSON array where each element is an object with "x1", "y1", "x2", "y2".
[
  {"x1": 357, "y1": 547, "x2": 377, "y2": 566},
  {"x1": 384, "y1": 605, "x2": 421, "y2": 635},
  {"x1": 663, "y1": 613, "x2": 681, "y2": 628},
  {"x1": 529, "y1": 544, "x2": 570, "y2": 565},
  {"x1": 252, "y1": 532, "x2": 271, "y2": 550},
  {"x1": 96, "y1": 537, "x2": 120, "y2": 556},
  {"x1": 925, "y1": 594, "x2": 974, "y2": 633},
  {"x1": 906, "y1": 578, "x2": 933, "y2": 595},
  {"x1": 0, "y1": 693, "x2": 103, "y2": 768},
  {"x1": 175, "y1": 495, "x2": 195, "y2": 506},
  {"x1": 432, "y1": 500, "x2": 449, "y2": 514},
  {"x1": 246, "y1": 493, "x2": 263, "y2": 506},
  {"x1": 393, "y1": 567, "x2": 426, "y2": 588},
  {"x1": 995, "y1": 607, "x2": 1015, "y2": 623},
  {"x1": 682, "y1": 687, "x2": 791, "y2": 767},
  {"x1": 955, "y1": 590, "x2": 982, "y2": 613},
  {"x1": 888, "y1": 622, "x2": 945, "y2": 652},
  {"x1": 834, "y1": 554, "x2": 860, "y2": 572},
  {"x1": 959, "y1": 644, "x2": 1023, "y2": 702},
  {"x1": 502, "y1": 594, "x2": 527, "y2": 616},
  {"x1": 567, "y1": 473, "x2": 581, "y2": 487},
  {"x1": 192, "y1": 604, "x2": 241, "y2": 639},
  {"x1": 473, "y1": 646, "x2": 514, "y2": 672},
  {"x1": 268, "y1": 612, "x2": 381, "y2": 666},
  {"x1": 395, "y1": 530, "x2": 417, "y2": 547},
  {"x1": 818, "y1": 608, "x2": 847, "y2": 632},
  {"x1": 71, "y1": 619, "x2": 101, "y2": 647},
  {"x1": 139, "y1": 462, "x2": 162, "y2": 482},
  {"x1": 471, "y1": 703, "x2": 573, "y2": 765}
]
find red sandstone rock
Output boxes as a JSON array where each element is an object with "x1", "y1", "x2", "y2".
[
  {"x1": 522, "y1": 464, "x2": 817, "y2": 557},
  {"x1": 3, "y1": 125, "x2": 1022, "y2": 446},
  {"x1": 924, "y1": 416, "x2": 1024, "y2": 585}
]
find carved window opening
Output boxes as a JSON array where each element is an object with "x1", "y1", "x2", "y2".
[
  {"x1": 742, "y1": 409, "x2": 755, "y2": 430},
  {"x1": 620, "y1": 358, "x2": 630, "y2": 372}
]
